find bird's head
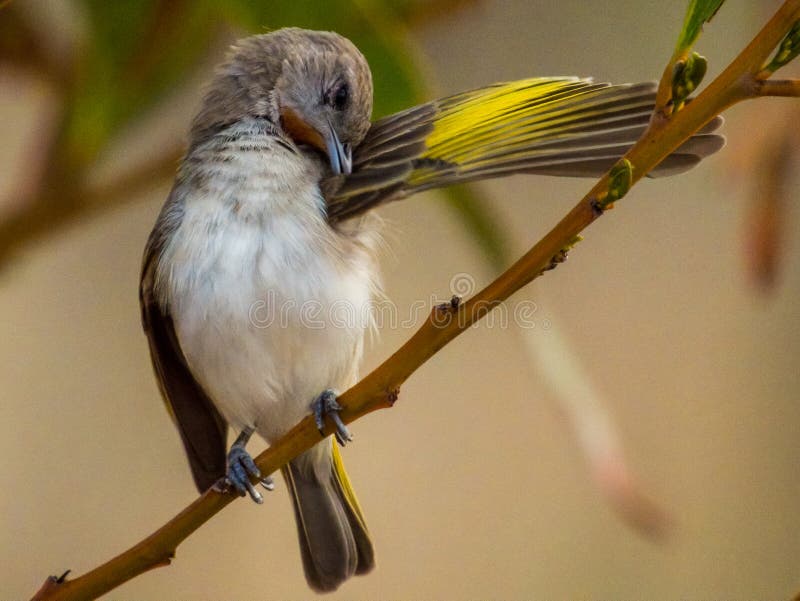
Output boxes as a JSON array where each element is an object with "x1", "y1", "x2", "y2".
[{"x1": 190, "y1": 28, "x2": 373, "y2": 175}]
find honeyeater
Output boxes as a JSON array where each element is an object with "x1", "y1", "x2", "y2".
[{"x1": 140, "y1": 28, "x2": 724, "y2": 592}]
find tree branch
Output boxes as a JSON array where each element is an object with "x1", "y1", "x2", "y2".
[
  {"x1": 757, "y1": 78, "x2": 800, "y2": 97},
  {"x1": 0, "y1": 144, "x2": 182, "y2": 267},
  {"x1": 29, "y1": 1, "x2": 800, "y2": 599}
]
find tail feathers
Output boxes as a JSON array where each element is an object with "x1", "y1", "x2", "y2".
[
  {"x1": 282, "y1": 440, "x2": 374, "y2": 592},
  {"x1": 330, "y1": 440, "x2": 374, "y2": 574}
]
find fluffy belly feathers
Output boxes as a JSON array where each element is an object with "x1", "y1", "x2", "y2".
[{"x1": 159, "y1": 186, "x2": 373, "y2": 442}]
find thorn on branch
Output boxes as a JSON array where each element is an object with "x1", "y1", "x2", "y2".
[
  {"x1": 541, "y1": 235, "x2": 583, "y2": 274},
  {"x1": 448, "y1": 295, "x2": 461, "y2": 311},
  {"x1": 541, "y1": 249, "x2": 568, "y2": 273},
  {"x1": 432, "y1": 295, "x2": 463, "y2": 328},
  {"x1": 154, "y1": 556, "x2": 173, "y2": 569},
  {"x1": 30, "y1": 571, "x2": 69, "y2": 601},
  {"x1": 590, "y1": 196, "x2": 605, "y2": 216},
  {"x1": 435, "y1": 295, "x2": 461, "y2": 315}
]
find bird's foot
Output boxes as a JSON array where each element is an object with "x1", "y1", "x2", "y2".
[
  {"x1": 312, "y1": 389, "x2": 352, "y2": 446},
  {"x1": 222, "y1": 427, "x2": 274, "y2": 504}
]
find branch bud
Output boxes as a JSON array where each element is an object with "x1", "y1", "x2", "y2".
[{"x1": 764, "y1": 19, "x2": 800, "y2": 73}]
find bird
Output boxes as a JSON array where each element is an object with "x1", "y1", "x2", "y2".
[{"x1": 139, "y1": 27, "x2": 724, "y2": 593}]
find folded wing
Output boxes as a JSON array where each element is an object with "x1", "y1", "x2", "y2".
[{"x1": 140, "y1": 195, "x2": 229, "y2": 493}]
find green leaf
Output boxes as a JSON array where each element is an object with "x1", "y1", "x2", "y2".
[
  {"x1": 62, "y1": 0, "x2": 435, "y2": 167},
  {"x1": 59, "y1": 0, "x2": 442, "y2": 183},
  {"x1": 65, "y1": 1, "x2": 218, "y2": 166},
  {"x1": 442, "y1": 184, "x2": 511, "y2": 271},
  {"x1": 675, "y1": 0, "x2": 725, "y2": 52}
]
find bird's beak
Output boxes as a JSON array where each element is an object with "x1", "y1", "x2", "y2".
[
  {"x1": 324, "y1": 118, "x2": 352, "y2": 176},
  {"x1": 279, "y1": 106, "x2": 352, "y2": 175}
]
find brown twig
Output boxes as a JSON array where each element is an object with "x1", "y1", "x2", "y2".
[
  {"x1": 0, "y1": 3, "x2": 77, "y2": 93},
  {"x1": 743, "y1": 116, "x2": 797, "y2": 290},
  {"x1": 0, "y1": 7, "x2": 228, "y2": 268},
  {"x1": 29, "y1": 1, "x2": 800, "y2": 599},
  {"x1": 757, "y1": 78, "x2": 800, "y2": 96},
  {"x1": 0, "y1": 145, "x2": 183, "y2": 266}
]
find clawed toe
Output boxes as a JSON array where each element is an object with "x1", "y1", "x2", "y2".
[
  {"x1": 222, "y1": 427, "x2": 274, "y2": 504},
  {"x1": 227, "y1": 446, "x2": 265, "y2": 503},
  {"x1": 311, "y1": 389, "x2": 353, "y2": 446}
]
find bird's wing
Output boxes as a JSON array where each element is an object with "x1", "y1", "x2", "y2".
[
  {"x1": 325, "y1": 78, "x2": 724, "y2": 222},
  {"x1": 140, "y1": 197, "x2": 228, "y2": 493}
]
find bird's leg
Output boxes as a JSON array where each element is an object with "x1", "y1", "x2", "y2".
[
  {"x1": 312, "y1": 389, "x2": 352, "y2": 446},
  {"x1": 225, "y1": 426, "x2": 275, "y2": 504}
]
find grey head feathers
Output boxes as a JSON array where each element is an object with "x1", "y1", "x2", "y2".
[{"x1": 189, "y1": 28, "x2": 373, "y2": 174}]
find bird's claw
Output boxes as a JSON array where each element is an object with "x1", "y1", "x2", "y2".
[
  {"x1": 225, "y1": 445, "x2": 273, "y2": 503},
  {"x1": 312, "y1": 389, "x2": 352, "y2": 446}
]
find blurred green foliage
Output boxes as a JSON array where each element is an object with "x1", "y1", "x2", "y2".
[
  {"x1": 2, "y1": 0, "x2": 751, "y2": 274},
  {"x1": 0, "y1": 0, "x2": 510, "y2": 268},
  {"x1": 676, "y1": 0, "x2": 725, "y2": 51},
  {"x1": 67, "y1": 1, "x2": 423, "y2": 166}
]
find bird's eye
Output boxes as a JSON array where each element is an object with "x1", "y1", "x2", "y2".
[{"x1": 332, "y1": 84, "x2": 349, "y2": 110}]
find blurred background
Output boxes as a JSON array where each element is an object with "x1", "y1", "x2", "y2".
[{"x1": 2, "y1": 1, "x2": 799, "y2": 599}]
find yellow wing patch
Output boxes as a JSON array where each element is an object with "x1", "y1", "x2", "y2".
[
  {"x1": 409, "y1": 77, "x2": 641, "y2": 186},
  {"x1": 426, "y1": 78, "x2": 584, "y2": 154}
]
